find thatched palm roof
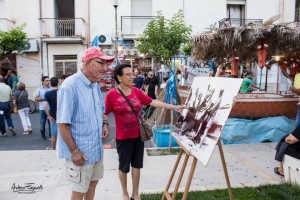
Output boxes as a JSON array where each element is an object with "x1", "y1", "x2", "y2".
[{"x1": 192, "y1": 16, "x2": 300, "y2": 64}]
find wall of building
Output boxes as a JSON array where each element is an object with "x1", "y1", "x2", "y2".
[
  {"x1": 152, "y1": 0, "x2": 184, "y2": 19},
  {"x1": 89, "y1": 0, "x2": 132, "y2": 41},
  {"x1": 47, "y1": 43, "x2": 85, "y2": 77},
  {"x1": 16, "y1": 54, "x2": 42, "y2": 99},
  {"x1": 184, "y1": 0, "x2": 226, "y2": 35},
  {"x1": 5, "y1": 0, "x2": 40, "y2": 38},
  {"x1": 283, "y1": 0, "x2": 296, "y2": 22},
  {"x1": 246, "y1": 0, "x2": 280, "y2": 22}
]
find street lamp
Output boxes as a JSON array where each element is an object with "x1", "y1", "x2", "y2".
[{"x1": 110, "y1": 0, "x2": 122, "y2": 63}]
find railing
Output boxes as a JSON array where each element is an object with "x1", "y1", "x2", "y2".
[
  {"x1": 219, "y1": 18, "x2": 263, "y2": 28},
  {"x1": 0, "y1": 18, "x2": 15, "y2": 31},
  {"x1": 40, "y1": 18, "x2": 86, "y2": 38},
  {"x1": 121, "y1": 16, "x2": 156, "y2": 36},
  {"x1": 290, "y1": 21, "x2": 300, "y2": 27}
]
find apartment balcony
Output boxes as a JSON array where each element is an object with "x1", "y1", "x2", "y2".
[
  {"x1": 0, "y1": 18, "x2": 15, "y2": 31},
  {"x1": 121, "y1": 16, "x2": 156, "y2": 39},
  {"x1": 219, "y1": 18, "x2": 263, "y2": 28},
  {"x1": 40, "y1": 18, "x2": 86, "y2": 44}
]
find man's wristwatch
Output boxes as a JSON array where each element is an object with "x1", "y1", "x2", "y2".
[{"x1": 103, "y1": 121, "x2": 109, "y2": 127}]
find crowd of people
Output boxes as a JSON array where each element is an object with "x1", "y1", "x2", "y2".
[{"x1": 0, "y1": 71, "x2": 66, "y2": 150}]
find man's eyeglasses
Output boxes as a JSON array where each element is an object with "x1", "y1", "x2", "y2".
[
  {"x1": 148, "y1": 74, "x2": 154, "y2": 77},
  {"x1": 93, "y1": 60, "x2": 107, "y2": 67}
]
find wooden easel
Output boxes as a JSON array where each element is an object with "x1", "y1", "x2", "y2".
[{"x1": 161, "y1": 138, "x2": 234, "y2": 200}]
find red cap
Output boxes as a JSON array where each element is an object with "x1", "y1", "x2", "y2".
[{"x1": 82, "y1": 47, "x2": 114, "y2": 63}]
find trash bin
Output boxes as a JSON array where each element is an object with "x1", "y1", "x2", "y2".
[{"x1": 152, "y1": 125, "x2": 178, "y2": 147}]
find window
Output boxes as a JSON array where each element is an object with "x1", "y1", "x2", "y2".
[
  {"x1": 227, "y1": 4, "x2": 245, "y2": 19},
  {"x1": 54, "y1": 55, "x2": 77, "y2": 78},
  {"x1": 227, "y1": 4, "x2": 245, "y2": 27},
  {"x1": 296, "y1": 0, "x2": 300, "y2": 21}
]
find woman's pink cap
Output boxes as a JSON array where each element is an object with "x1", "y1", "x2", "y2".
[{"x1": 81, "y1": 47, "x2": 115, "y2": 63}]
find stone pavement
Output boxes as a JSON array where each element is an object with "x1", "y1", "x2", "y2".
[{"x1": 0, "y1": 143, "x2": 283, "y2": 200}]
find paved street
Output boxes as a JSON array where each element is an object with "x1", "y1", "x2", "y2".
[{"x1": 0, "y1": 112, "x2": 117, "y2": 151}]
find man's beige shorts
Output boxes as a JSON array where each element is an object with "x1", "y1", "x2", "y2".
[{"x1": 65, "y1": 158, "x2": 104, "y2": 193}]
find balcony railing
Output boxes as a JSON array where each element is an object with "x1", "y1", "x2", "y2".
[
  {"x1": 0, "y1": 18, "x2": 15, "y2": 31},
  {"x1": 40, "y1": 18, "x2": 86, "y2": 38},
  {"x1": 219, "y1": 18, "x2": 263, "y2": 28},
  {"x1": 121, "y1": 16, "x2": 156, "y2": 37}
]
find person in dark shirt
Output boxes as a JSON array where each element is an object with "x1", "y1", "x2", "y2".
[
  {"x1": 142, "y1": 71, "x2": 154, "y2": 92},
  {"x1": 132, "y1": 69, "x2": 144, "y2": 89},
  {"x1": 274, "y1": 125, "x2": 300, "y2": 176},
  {"x1": 144, "y1": 76, "x2": 159, "y2": 119},
  {"x1": 5, "y1": 70, "x2": 12, "y2": 88},
  {"x1": 44, "y1": 77, "x2": 59, "y2": 150}
]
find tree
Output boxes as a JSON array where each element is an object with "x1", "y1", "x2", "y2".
[
  {"x1": 136, "y1": 10, "x2": 192, "y2": 68},
  {"x1": 0, "y1": 26, "x2": 27, "y2": 58}
]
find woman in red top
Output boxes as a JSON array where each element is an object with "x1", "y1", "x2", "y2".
[{"x1": 105, "y1": 64, "x2": 183, "y2": 200}]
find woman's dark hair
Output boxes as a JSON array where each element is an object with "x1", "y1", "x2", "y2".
[
  {"x1": 151, "y1": 76, "x2": 159, "y2": 85},
  {"x1": 113, "y1": 64, "x2": 132, "y2": 84}
]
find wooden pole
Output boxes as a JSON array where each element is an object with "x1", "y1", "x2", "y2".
[
  {"x1": 172, "y1": 153, "x2": 190, "y2": 199},
  {"x1": 182, "y1": 157, "x2": 198, "y2": 200},
  {"x1": 218, "y1": 139, "x2": 234, "y2": 200},
  {"x1": 162, "y1": 149, "x2": 184, "y2": 200},
  {"x1": 169, "y1": 98, "x2": 174, "y2": 152}
]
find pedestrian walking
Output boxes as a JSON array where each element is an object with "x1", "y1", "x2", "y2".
[
  {"x1": 104, "y1": 64, "x2": 183, "y2": 200},
  {"x1": 56, "y1": 47, "x2": 113, "y2": 200},
  {"x1": 35, "y1": 76, "x2": 51, "y2": 140},
  {"x1": 13, "y1": 82, "x2": 32, "y2": 135},
  {"x1": 11, "y1": 71, "x2": 19, "y2": 90},
  {"x1": 44, "y1": 77, "x2": 59, "y2": 150},
  {"x1": 0, "y1": 75, "x2": 16, "y2": 136}
]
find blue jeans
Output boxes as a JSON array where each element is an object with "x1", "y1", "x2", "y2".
[
  {"x1": 50, "y1": 121, "x2": 57, "y2": 136},
  {"x1": 295, "y1": 105, "x2": 300, "y2": 128},
  {"x1": 39, "y1": 110, "x2": 51, "y2": 138},
  {"x1": 0, "y1": 102, "x2": 14, "y2": 134}
]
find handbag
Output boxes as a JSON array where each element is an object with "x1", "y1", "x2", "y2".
[
  {"x1": 13, "y1": 91, "x2": 24, "y2": 113},
  {"x1": 116, "y1": 88, "x2": 153, "y2": 142}
]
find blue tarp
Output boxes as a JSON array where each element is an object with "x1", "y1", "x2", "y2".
[{"x1": 221, "y1": 116, "x2": 296, "y2": 145}]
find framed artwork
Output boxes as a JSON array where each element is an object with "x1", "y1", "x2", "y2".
[{"x1": 173, "y1": 77, "x2": 243, "y2": 165}]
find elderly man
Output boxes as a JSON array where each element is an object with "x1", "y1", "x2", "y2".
[
  {"x1": 0, "y1": 75, "x2": 16, "y2": 136},
  {"x1": 56, "y1": 47, "x2": 113, "y2": 200}
]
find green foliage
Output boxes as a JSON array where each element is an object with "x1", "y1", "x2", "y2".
[
  {"x1": 136, "y1": 10, "x2": 192, "y2": 68},
  {"x1": 182, "y1": 42, "x2": 192, "y2": 56},
  {"x1": 141, "y1": 183, "x2": 300, "y2": 200},
  {"x1": 0, "y1": 26, "x2": 27, "y2": 57}
]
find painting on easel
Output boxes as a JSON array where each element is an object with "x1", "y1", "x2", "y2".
[{"x1": 173, "y1": 77, "x2": 243, "y2": 166}]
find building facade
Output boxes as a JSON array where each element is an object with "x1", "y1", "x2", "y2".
[{"x1": 0, "y1": 0, "x2": 297, "y2": 97}]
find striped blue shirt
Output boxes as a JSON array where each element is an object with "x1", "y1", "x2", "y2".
[{"x1": 56, "y1": 70, "x2": 104, "y2": 164}]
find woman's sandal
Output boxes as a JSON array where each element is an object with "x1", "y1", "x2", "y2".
[{"x1": 274, "y1": 167, "x2": 284, "y2": 177}]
